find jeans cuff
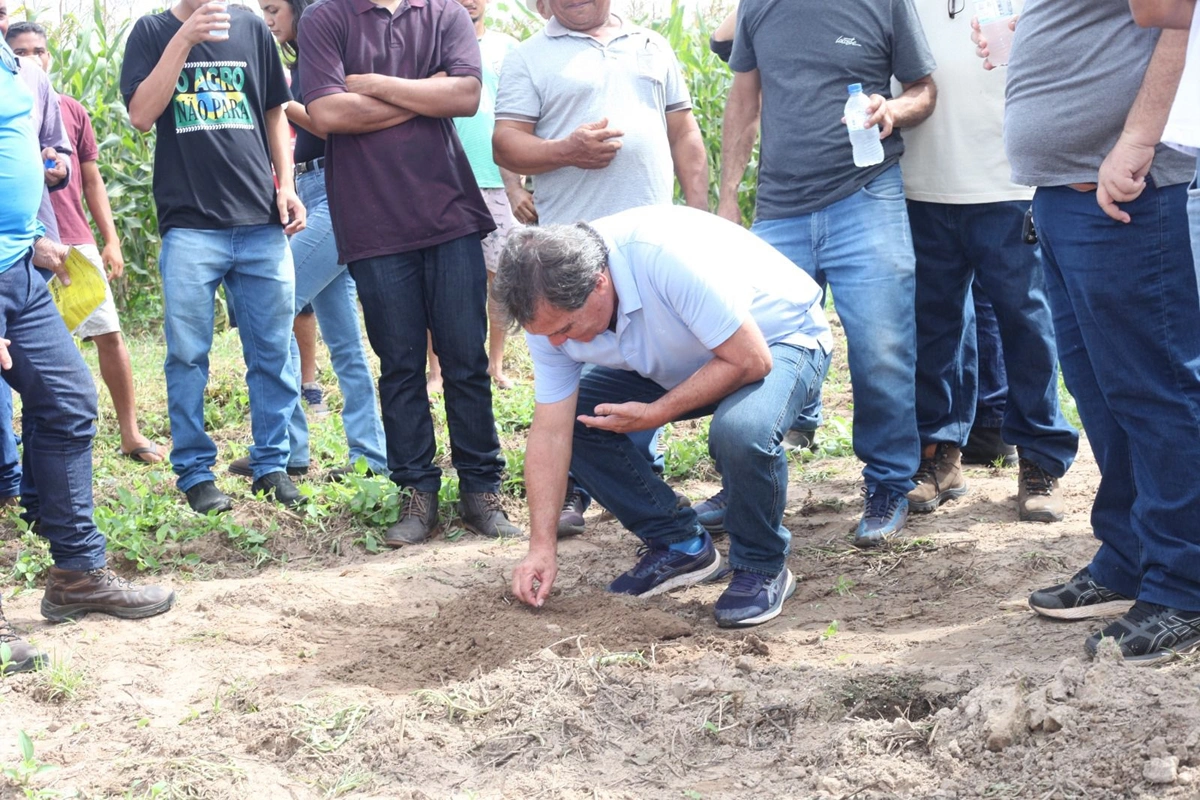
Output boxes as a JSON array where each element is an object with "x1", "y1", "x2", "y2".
[
  {"x1": 53, "y1": 554, "x2": 106, "y2": 572},
  {"x1": 644, "y1": 524, "x2": 706, "y2": 548},
  {"x1": 727, "y1": 561, "x2": 785, "y2": 578}
]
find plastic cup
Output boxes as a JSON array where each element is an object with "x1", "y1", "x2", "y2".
[
  {"x1": 974, "y1": 0, "x2": 1015, "y2": 67},
  {"x1": 210, "y1": 0, "x2": 230, "y2": 40}
]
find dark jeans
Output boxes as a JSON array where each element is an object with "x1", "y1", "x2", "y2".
[
  {"x1": 350, "y1": 234, "x2": 504, "y2": 493},
  {"x1": 0, "y1": 253, "x2": 104, "y2": 570},
  {"x1": 971, "y1": 279, "x2": 1007, "y2": 428},
  {"x1": 1035, "y1": 181, "x2": 1200, "y2": 609},
  {"x1": 909, "y1": 200, "x2": 1078, "y2": 476},
  {"x1": 570, "y1": 343, "x2": 830, "y2": 576}
]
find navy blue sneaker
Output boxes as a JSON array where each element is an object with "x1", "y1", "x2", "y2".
[
  {"x1": 713, "y1": 568, "x2": 797, "y2": 628},
  {"x1": 693, "y1": 488, "x2": 728, "y2": 536},
  {"x1": 608, "y1": 531, "x2": 723, "y2": 598},
  {"x1": 855, "y1": 487, "x2": 909, "y2": 548}
]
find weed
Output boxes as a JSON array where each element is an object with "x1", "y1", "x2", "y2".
[
  {"x1": 415, "y1": 687, "x2": 499, "y2": 722},
  {"x1": 661, "y1": 420, "x2": 713, "y2": 479},
  {"x1": 589, "y1": 650, "x2": 648, "y2": 669},
  {"x1": 832, "y1": 575, "x2": 855, "y2": 597},
  {"x1": 292, "y1": 703, "x2": 372, "y2": 754},
  {"x1": 2, "y1": 731, "x2": 59, "y2": 798},
  {"x1": 316, "y1": 768, "x2": 376, "y2": 799},
  {"x1": 33, "y1": 654, "x2": 87, "y2": 704},
  {"x1": 821, "y1": 620, "x2": 840, "y2": 640},
  {"x1": 10, "y1": 529, "x2": 53, "y2": 589}
]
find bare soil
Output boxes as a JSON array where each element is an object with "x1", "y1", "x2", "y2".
[{"x1": 1, "y1": 335, "x2": 1193, "y2": 799}]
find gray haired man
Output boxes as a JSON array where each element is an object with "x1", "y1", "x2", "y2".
[{"x1": 496, "y1": 205, "x2": 831, "y2": 627}]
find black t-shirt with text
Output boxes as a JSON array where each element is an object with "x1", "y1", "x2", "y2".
[{"x1": 120, "y1": 7, "x2": 290, "y2": 234}]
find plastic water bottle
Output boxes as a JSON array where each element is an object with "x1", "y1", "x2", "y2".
[{"x1": 844, "y1": 83, "x2": 884, "y2": 167}]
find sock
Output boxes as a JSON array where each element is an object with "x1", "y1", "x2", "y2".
[{"x1": 668, "y1": 535, "x2": 705, "y2": 555}]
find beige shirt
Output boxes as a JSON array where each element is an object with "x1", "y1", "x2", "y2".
[{"x1": 898, "y1": 0, "x2": 1034, "y2": 204}]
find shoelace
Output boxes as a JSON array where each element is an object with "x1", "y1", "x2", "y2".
[
  {"x1": 703, "y1": 489, "x2": 728, "y2": 510},
  {"x1": 401, "y1": 491, "x2": 433, "y2": 520},
  {"x1": 561, "y1": 489, "x2": 583, "y2": 514},
  {"x1": 862, "y1": 487, "x2": 899, "y2": 521},
  {"x1": 629, "y1": 543, "x2": 677, "y2": 576},
  {"x1": 1020, "y1": 459, "x2": 1054, "y2": 496},
  {"x1": 0, "y1": 614, "x2": 19, "y2": 644},
  {"x1": 913, "y1": 445, "x2": 953, "y2": 486},
  {"x1": 302, "y1": 387, "x2": 324, "y2": 405},
  {"x1": 88, "y1": 567, "x2": 135, "y2": 590},
  {"x1": 474, "y1": 492, "x2": 504, "y2": 513},
  {"x1": 725, "y1": 570, "x2": 765, "y2": 595}
]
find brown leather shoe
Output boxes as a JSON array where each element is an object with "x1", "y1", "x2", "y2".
[
  {"x1": 459, "y1": 492, "x2": 522, "y2": 539},
  {"x1": 907, "y1": 442, "x2": 968, "y2": 513},
  {"x1": 1018, "y1": 456, "x2": 1064, "y2": 523},
  {"x1": 0, "y1": 604, "x2": 46, "y2": 674},
  {"x1": 41, "y1": 566, "x2": 176, "y2": 622},
  {"x1": 384, "y1": 490, "x2": 439, "y2": 547}
]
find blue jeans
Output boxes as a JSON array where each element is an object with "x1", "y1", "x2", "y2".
[
  {"x1": 909, "y1": 200, "x2": 1078, "y2": 475},
  {"x1": 349, "y1": 234, "x2": 504, "y2": 493},
  {"x1": 971, "y1": 279, "x2": 1008, "y2": 428},
  {"x1": 751, "y1": 164, "x2": 919, "y2": 494},
  {"x1": 1035, "y1": 181, "x2": 1200, "y2": 610},
  {"x1": 571, "y1": 343, "x2": 830, "y2": 576},
  {"x1": 160, "y1": 225, "x2": 298, "y2": 490},
  {"x1": 285, "y1": 169, "x2": 386, "y2": 473},
  {"x1": 0, "y1": 381, "x2": 21, "y2": 497},
  {"x1": 0, "y1": 253, "x2": 104, "y2": 570}
]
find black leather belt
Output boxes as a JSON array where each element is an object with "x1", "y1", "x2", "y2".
[{"x1": 295, "y1": 157, "x2": 324, "y2": 177}]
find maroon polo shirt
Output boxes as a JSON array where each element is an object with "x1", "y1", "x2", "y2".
[{"x1": 297, "y1": 0, "x2": 495, "y2": 263}]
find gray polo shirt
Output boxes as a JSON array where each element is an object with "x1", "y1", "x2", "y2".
[
  {"x1": 526, "y1": 205, "x2": 833, "y2": 405},
  {"x1": 1005, "y1": 0, "x2": 1193, "y2": 188},
  {"x1": 494, "y1": 16, "x2": 691, "y2": 226},
  {"x1": 730, "y1": 0, "x2": 935, "y2": 220}
]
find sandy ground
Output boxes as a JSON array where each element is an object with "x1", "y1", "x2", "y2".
[{"x1": 3, "y1": 430, "x2": 1195, "y2": 800}]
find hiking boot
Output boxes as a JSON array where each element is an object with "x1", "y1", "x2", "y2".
[
  {"x1": 961, "y1": 425, "x2": 1017, "y2": 466},
  {"x1": 714, "y1": 567, "x2": 797, "y2": 628},
  {"x1": 558, "y1": 486, "x2": 586, "y2": 538},
  {"x1": 41, "y1": 566, "x2": 175, "y2": 622},
  {"x1": 782, "y1": 427, "x2": 818, "y2": 453},
  {"x1": 228, "y1": 456, "x2": 308, "y2": 479},
  {"x1": 184, "y1": 480, "x2": 233, "y2": 515},
  {"x1": 855, "y1": 487, "x2": 909, "y2": 548},
  {"x1": 0, "y1": 605, "x2": 46, "y2": 674},
  {"x1": 385, "y1": 489, "x2": 438, "y2": 547},
  {"x1": 1018, "y1": 456, "x2": 1063, "y2": 522},
  {"x1": 302, "y1": 382, "x2": 330, "y2": 419},
  {"x1": 459, "y1": 492, "x2": 522, "y2": 539},
  {"x1": 1028, "y1": 566, "x2": 1133, "y2": 620},
  {"x1": 608, "y1": 531, "x2": 723, "y2": 598},
  {"x1": 252, "y1": 471, "x2": 303, "y2": 508},
  {"x1": 694, "y1": 488, "x2": 729, "y2": 536},
  {"x1": 1085, "y1": 601, "x2": 1200, "y2": 664},
  {"x1": 907, "y1": 443, "x2": 968, "y2": 513}
]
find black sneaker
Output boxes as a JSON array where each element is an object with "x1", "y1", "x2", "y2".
[
  {"x1": 251, "y1": 471, "x2": 303, "y2": 508},
  {"x1": 1085, "y1": 601, "x2": 1200, "y2": 664},
  {"x1": 961, "y1": 425, "x2": 1017, "y2": 467},
  {"x1": 184, "y1": 480, "x2": 233, "y2": 514},
  {"x1": 608, "y1": 531, "x2": 723, "y2": 598},
  {"x1": 1029, "y1": 567, "x2": 1133, "y2": 620}
]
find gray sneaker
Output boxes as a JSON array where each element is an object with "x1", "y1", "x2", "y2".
[{"x1": 1029, "y1": 567, "x2": 1133, "y2": 620}]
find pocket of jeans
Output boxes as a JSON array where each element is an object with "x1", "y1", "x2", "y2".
[{"x1": 859, "y1": 169, "x2": 904, "y2": 202}]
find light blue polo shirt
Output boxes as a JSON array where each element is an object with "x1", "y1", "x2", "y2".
[
  {"x1": 527, "y1": 206, "x2": 833, "y2": 404},
  {"x1": 0, "y1": 42, "x2": 45, "y2": 274}
]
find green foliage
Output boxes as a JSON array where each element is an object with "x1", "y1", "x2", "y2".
[
  {"x1": 9, "y1": 528, "x2": 53, "y2": 589},
  {"x1": 46, "y1": 2, "x2": 162, "y2": 331},
  {"x1": 2, "y1": 731, "x2": 60, "y2": 798},
  {"x1": 661, "y1": 420, "x2": 713, "y2": 479}
]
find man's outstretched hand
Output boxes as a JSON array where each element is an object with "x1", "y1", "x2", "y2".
[{"x1": 511, "y1": 546, "x2": 558, "y2": 607}]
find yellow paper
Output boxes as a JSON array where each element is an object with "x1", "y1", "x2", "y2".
[{"x1": 47, "y1": 247, "x2": 106, "y2": 332}]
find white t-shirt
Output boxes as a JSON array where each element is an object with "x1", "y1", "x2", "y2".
[
  {"x1": 1163, "y1": 7, "x2": 1200, "y2": 156},
  {"x1": 526, "y1": 206, "x2": 832, "y2": 405},
  {"x1": 898, "y1": 0, "x2": 1034, "y2": 204}
]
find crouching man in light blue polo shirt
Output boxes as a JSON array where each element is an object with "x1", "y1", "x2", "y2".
[{"x1": 495, "y1": 205, "x2": 832, "y2": 627}]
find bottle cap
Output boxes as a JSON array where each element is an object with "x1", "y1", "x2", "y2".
[{"x1": 847, "y1": 83, "x2": 862, "y2": 94}]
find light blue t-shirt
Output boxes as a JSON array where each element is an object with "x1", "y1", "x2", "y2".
[
  {"x1": 0, "y1": 43, "x2": 46, "y2": 273},
  {"x1": 453, "y1": 30, "x2": 518, "y2": 189},
  {"x1": 527, "y1": 205, "x2": 833, "y2": 404}
]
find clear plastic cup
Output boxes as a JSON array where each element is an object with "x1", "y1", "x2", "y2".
[
  {"x1": 210, "y1": 0, "x2": 230, "y2": 40},
  {"x1": 974, "y1": 0, "x2": 1015, "y2": 67}
]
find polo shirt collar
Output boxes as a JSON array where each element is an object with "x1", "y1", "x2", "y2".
[
  {"x1": 604, "y1": 243, "x2": 642, "y2": 335},
  {"x1": 545, "y1": 12, "x2": 633, "y2": 40},
  {"x1": 349, "y1": 0, "x2": 425, "y2": 15}
]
